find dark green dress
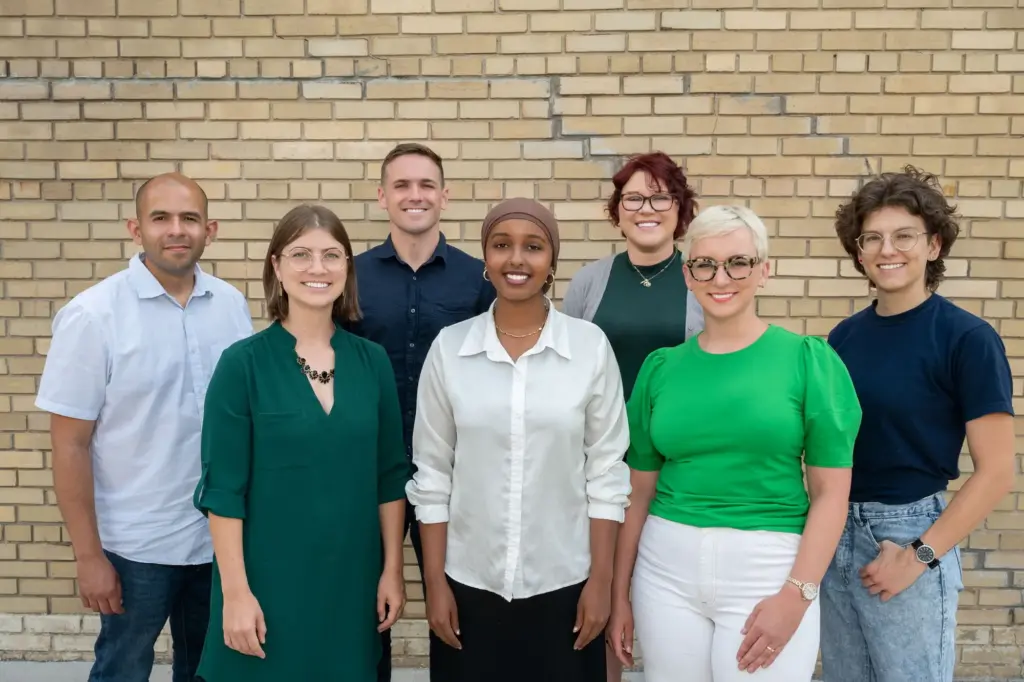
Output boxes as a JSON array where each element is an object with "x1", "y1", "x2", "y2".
[
  {"x1": 591, "y1": 250, "x2": 689, "y2": 401},
  {"x1": 193, "y1": 320, "x2": 410, "y2": 682}
]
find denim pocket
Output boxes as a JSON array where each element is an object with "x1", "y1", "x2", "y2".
[{"x1": 862, "y1": 510, "x2": 938, "y2": 553}]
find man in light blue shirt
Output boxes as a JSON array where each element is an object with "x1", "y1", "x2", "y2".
[{"x1": 35, "y1": 173, "x2": 253, "y2": 682}]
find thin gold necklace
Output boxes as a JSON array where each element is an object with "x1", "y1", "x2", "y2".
[
  {"x1": 630, "y1": 249, "x2": 678, "y2": 287},
  {"x1": 494, "y1": 303, "x2": 548, "y2": 338}
]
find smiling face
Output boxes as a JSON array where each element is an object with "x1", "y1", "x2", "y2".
[
  {"x1": 378, "y1": 153, "x2": 448, "y2": 237},
  {"x1": 128, "y1": 176, "x2": 215, "y2": 278},
  {"x1": 857, "y1": 205, "x2": 939, "y2": 297},
  {"x1": 483, "y1": 218, "x2": 553, "y2": 304},
  {"x1": 617, "y1": 171, "x2": 679, "y2": 253},
  {"x1": 684, "y1": 226, "x2": 769, "y2": 322},
  {"x1": 272, "y1": 227, "x2": 349, "y2": 314}
]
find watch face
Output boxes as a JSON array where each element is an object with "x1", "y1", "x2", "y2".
[
  {"x1": 802, "y1": 583, "x2": 818, "y2": 601},
  {"x1": 916, "y1": 544, "x2": 936, "y2": 564}
]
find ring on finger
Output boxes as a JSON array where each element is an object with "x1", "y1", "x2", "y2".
[{"x1": 765, "y1": 645, "x2": 776, "y2": 653}]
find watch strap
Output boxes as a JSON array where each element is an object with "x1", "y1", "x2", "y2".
[{"x1": 911, "y1": 539, "x2": 940, "y2": 569}]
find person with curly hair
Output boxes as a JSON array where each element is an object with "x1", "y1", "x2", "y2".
[{"x1": 821, "y1": 166, "x2": 1016, "y2": 682}]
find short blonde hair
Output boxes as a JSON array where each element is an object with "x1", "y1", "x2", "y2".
[{"x1": 683, "y1": 205, "x2": 769, "y2": 261}]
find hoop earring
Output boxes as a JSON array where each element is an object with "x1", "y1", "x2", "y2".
[
  {"x1": 545, "y1": 272, "x2": 555, "y2": 286},
  {"x1": 483, "y1": 269, "x2": 491, "y2": 282}
]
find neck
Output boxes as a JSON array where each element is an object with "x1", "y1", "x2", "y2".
[
  {"x1": 874, "y1": 285, "x2": 931, "y2": 317},
  {"x1": 282, "y1": 304, "x2": 336, "y2": 345},
  {"x1": 143, "y1": 257, "x2": 195, "y2": 303},
  {"x1": 390, "y1": 225, "x2": 440, "y2": 272},
  {"x1": 494, "y1": 295, "x2": 548, "y2": 332},
  {"x1": 625, "y1": 240, "x2": 676, "y2": 267},
  {"x1": 700, "y1": 306, "x2": 768, "y2": 353}
]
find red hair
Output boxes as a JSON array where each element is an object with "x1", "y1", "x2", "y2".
[{"x1": 606, "y1": 152, "x2": 698, "y2": 239}]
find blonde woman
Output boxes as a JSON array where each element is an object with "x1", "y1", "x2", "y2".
[{"x1": 605, "y1": 206, "x2": 862, "y2": 681}]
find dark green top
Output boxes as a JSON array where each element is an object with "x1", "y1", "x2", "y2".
[
  {"x1": 193, "y1": 320, "x2": 410, "y2": 682},
  {"x1": 591, "y1": 250, "x2": 688, "y2": 400},
  {"x1": 627, "y1": 325, "x2": 861, "y2": 534}
]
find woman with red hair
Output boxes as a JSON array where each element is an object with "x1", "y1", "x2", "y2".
[{"x1": 563, "y1": 152, "x2": 702, "y2": 681}]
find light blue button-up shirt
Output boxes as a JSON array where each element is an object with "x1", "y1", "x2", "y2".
[{"x1": 35, "y1": 253, "x2": 253, "y2": 566}]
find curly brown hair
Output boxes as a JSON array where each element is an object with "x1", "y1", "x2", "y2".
[{"x1": 834, "y1": 165, "x2": 960, "y2": 292}]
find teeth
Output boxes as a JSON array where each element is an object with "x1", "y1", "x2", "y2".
[
  {"x1": 710, "y1": 293, "x2": 735, "y2": 301},
  {"x1": 878, "y1": 264, "x2": 904, "y2": 270},
  {"x1": 506, "y1": 274, "x2": 528, "y2": 282},
  {"x1": 303, "y1": 282, "x2": 330, "y2": 288},
  {"x1": 637, "y1": 222, "x2": 659, "y2": 228},
  {"x1": 404, "y1": 208, "x2": 426, "y2": 213}
]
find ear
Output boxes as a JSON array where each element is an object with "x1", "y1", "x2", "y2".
[
  {"x1": 926, "y1": 233, "x2": 942, "y2": 261},
  {"x1": 271, "y1": 254, "x2": 282, "y2": 283},
  {"x1": 126, "y1": 218, "x2": 142, "y2": 245},
  {"x1": 758, "y1": 258, "x2": 772, "y2": 287},
  {"x1": 439, "y1": 184, "x2": 450, "y2": 210},
  {"x1": 377, "y1": 185, "x2": 387, "y2": 210},
  {"x1": 205, "y1": 219, "x2": 218, "y2": 245}
]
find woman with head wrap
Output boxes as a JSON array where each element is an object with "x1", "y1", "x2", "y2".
[{"x1": 405, "y1": 198, "x2": 632, "y2": 682}]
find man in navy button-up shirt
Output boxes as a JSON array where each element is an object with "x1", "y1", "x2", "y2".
[{"x1": 347, "y1": 143, "x2": 495, "y2": 681}]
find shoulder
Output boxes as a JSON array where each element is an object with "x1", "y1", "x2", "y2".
[
  {"x1": 825, "y1": 304, "x2": 873, "y2": 346},
  {"x1": 444, "y1": 242, "x2": 484, "y2": 266},
  {"x1": 572, "y1": 254, "x2": 617, "y2": 283},
  {"x1": 202, "y1": 273, "x2": 248, "y2": 306},
  {"x1": 53, "y1": 270, "x2": 134, "y2": 332},
  {"x1": 932, "y1": 295, "x2": 997, "y2": 339}
]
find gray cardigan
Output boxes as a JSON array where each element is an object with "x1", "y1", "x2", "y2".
[{"x1": 561, "y1": 253, "x2": 705, "y2": 340}]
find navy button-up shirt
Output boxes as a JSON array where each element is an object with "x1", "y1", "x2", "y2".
[{"x1": 348, "y1": 234, "x2": 497, "y2": 458}]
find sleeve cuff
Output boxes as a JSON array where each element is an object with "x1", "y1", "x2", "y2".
[
  {"x1": 588, "y1": 501, "x2": 626, "y2": 523},
  {"x1": 378, "y1": 479, "x2": 409, "y2": 505},
  {"x1": 34, "y1": 397, "x2": 99, "y2": 422},
  {"x1": 195, "y1": 488, "x2": 246, "y2": 520},
  {"x1": 414, "y1": 504, "x2": 450, "y2": 524}
]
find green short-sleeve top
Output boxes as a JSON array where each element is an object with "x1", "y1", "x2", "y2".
[{"x1": 627, "y1": 325, "x2": 862, "y2": 534}]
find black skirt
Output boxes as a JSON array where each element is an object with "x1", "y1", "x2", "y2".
[{"x1": 430, "y1": 576, "x2": 607, "y2": 682}]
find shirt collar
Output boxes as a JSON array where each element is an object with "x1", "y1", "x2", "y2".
[
  {"x1": 458, "y1": 298, "x2": 571, "y2": 363},
  {"x1": 374, "y1": 232, "x2": 449, "y2": 265},
  {"x1": 128, "y1": 252, "x2": 212, "y2": 300}
]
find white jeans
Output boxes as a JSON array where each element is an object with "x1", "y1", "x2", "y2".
[{"x1": 632, "y1": 516, "x2": 820, "y2": 682}]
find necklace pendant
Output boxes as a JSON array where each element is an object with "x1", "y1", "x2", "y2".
[{"x1": 641, "y1": 279, "x2": 651, "y2": 287}]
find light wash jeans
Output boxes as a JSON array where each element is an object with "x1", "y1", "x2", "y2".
[
  {"x1": 820, "y1": 492, "x2": 964, "y2": 682},
  {"x1": 632, "y1": 516, "x2": 821, "y2": 682}
]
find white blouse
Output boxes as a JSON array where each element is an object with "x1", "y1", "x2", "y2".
[{"x1": 406, "y1": 302, "x2": 632, "y2": 602}]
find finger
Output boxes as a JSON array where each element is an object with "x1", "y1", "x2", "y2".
[
  {"x1": 573, "y1": 599, "x2": 584, "y2": 635},
  {"x1": 762, "y1": 644, "x2": 782, "y2": 669},
  {"x1": 245, "y1": 628, "x2": 265, "y2": 659},
  {"x1": 257, "y1": 612, "x2": 267, "y2": 644},
  {"x1": 98, "y1": 597, "x2": 119, "y2": 616},
  {"x1": 624, "y1": 619, "x2": 634, "y2": 656},
  {"x1": 741, "y1": 606, "x2": 758, "y2": 635},
  {"x1": 747, "y1": 643, "x2": 777, "y2": 672},
  {"x1": 575, "y1": 621, "x2": 598, "y2": 650},
  {"x1": 437, "y1": 621, "x2": 461, "y2": 650},
  {"x1": 880, "y1": 590, "x2": 893, "y2": 602},
  {"x1": 738, "y1": 636, "x2": 769, "y2": 671},
  {"x1": 380, "y1": 598, "x2": 401, "y2": 631},
  {"x1": 450, "y1": 603, "x2": 460, "y2": 638},
  {"x1": 735, "y1": 627, "x2": 760, "y2": 661},
  {"x1": 378, "y1": 591, "x2": 387, "y2": 623},
  {"x1": 82, "y1": 595, "x2": 97, "y2": 612}
]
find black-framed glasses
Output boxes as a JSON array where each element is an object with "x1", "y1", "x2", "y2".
[
  {"x1": 685, "y1": 255, "x2": 761, "y2": 282},
  {"x1": 855, "y1": 228, "x2": 927, "y2": 254},
  {"x1": 621, "y1": 193, "x2": 675, "y2": 213}
]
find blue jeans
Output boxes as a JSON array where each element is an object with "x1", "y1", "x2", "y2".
[
  {"x1": 820, "y1": 493, "x2": 964, "y2": 682},
  {"x1": 88, "y1": 551, "x2": 212, "y2": 682}
]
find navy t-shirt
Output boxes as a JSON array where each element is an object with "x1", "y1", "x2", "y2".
[{"x1": 827, "y1": 294, "x2": 1014, "y2": 505}]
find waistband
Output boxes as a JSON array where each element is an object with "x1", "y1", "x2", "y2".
[{"x1": 849, "y1": 492, "x2": 946, "y2": 521}]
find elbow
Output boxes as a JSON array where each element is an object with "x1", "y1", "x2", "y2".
[{"x1": 975, "y1": 457, "x2": 1016, "y2": 499}]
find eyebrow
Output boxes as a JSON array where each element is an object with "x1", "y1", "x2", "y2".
[{"x1": 149, "y1": 210, "x2": 203, "y2": 220}]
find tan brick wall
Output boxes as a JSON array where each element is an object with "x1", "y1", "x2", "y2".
[{"x1": 0, "y1": 1, "x2": 1022, "y2": 677}]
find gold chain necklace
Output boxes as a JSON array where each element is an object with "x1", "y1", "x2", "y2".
[
  {"x1": 494, "y1": 303, "x2": 548, "y2": 339},
  {"x1": 630, "y1": 250, "x2": 678, "y2": 288}
]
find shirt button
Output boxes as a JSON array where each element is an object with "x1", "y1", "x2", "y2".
[
  {"x1": 410, "y1": 308, "x2": 416, "y2": 313},
  {"x1": 409, "y1": 342, "x2": 415, "y2": 348}
]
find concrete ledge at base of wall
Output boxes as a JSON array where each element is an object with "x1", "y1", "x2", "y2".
[{"x1": 1, "y1": 665, "x2": 1020, "y2": 682}]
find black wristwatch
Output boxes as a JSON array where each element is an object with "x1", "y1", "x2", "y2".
[{"x1": 910, "y1": 539, "x2": 940, "y2": 569}]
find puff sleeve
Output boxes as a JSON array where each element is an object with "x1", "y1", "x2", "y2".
[
  {"x1": 625, "y1": 348, "x2": 668, "y2": 472},
  {"x1": 801, "y1": 336, "x2": 862, "y2": 469}
]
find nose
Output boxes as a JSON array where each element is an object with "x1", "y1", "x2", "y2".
[
  {"x1": 408, "y1": 185, "x2": 423, "y2": 201},
  {"x1": 307, "y1": 253, "x2": 329, "y2": 274},
  {"x1": 166, "y1": 216, "x2": 185, "y2": 235},
  {"x1": 637, "y1": 198, "x2": 656, "y2": 215},
  {"x1": 712, "y1": 262, "x2": 731, "y2": 286},
  {"x1": 879, "y1": 234, "x2": 898, "y2": 257}
]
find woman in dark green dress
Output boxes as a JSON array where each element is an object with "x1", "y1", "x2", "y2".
[{"x1": 192, "y1": 204, "x2": 411, "y2": 681}]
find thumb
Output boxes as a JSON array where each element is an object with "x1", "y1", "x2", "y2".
[
  {"x1": 573, "y1": 599, "x2": 584, "y2": 633},
  {"x1": 256, "y1": 611, "x2": 267, "y2": 643},
  {"x1": 450, "y1": 603, "x2": 460, "y2": 636}
]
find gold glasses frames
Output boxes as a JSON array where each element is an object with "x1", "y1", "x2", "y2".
[
  {"x1": 281, "y1": 248, "x2": 348, "y2": 272},
  {"x1": 855, "y1": 229, "x2": 927, "y2": 254},
  {"x1": 685, "y1": 256, "x2": 761, "y2": 282}
]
